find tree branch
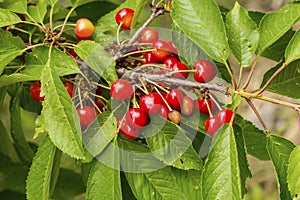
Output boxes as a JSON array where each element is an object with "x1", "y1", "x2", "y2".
[{"x1": 116, "y1": 68, "x2": 229, "y2": 94}]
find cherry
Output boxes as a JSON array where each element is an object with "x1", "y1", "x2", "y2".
[
  {"x1": 159, "y1": 104, "x2": 169, "y2": 119},
  {"x1": 164, "y1": 88, "x2": 184, "y2": 111},
  {"x1": 142, "y1": 52, "x2": 158, "y2": 64},
  {"x1": 217, "y1": 109, "x2": 235, "y2": 125},
  {"x1": 125, "y1": 108, "x2": 150, "y2": 130},
  {"x1": 168, "y1": 110, "x2": 181, "y2": 124},
  {"x1": 63, "y1": 81, "x2": 74, "y2": 97},
  {"x1": 195, "y1": 99, "x2": 216, "y2": 115},
  {"x1": 139, "y1": 28, "x2": 159, "y2": 43},
  {"x1": 117, "y1": 118, "x2": 139, "y2": 140},
  {"x1": 139, "y1": 92, "x2": 163, "y2": 114},
  {"x1": 193, "y1": 60, "x2": 217, "y2": 83},
  {"x1": 30, "y1": 81, "x2": 44, "y2": 102},
  {"x1": 69, "y1": 49, "x2": 78, "y2": 58},
  {"x1": 181, "y1": 96, "x2": 194, "y2": 116},
  {"x1": 115, "y1": 8, "x2": 134, "y2": 30},
  {"x1": 152, "y1": 40, "x2": 171, "y2": 61},
  {"x1": 205, "y1": 116, "x2": 221, "y2": 136},
  {"x1": 74, "y1": 18, "x2": 95, "y2": 39},
  {"x1": 95, "y1": 98, "x2": 105, "y2": 112},
  {"x1": 163, "y1": 58, "x2": 188, "y2": 79},
  {"x1": 110, "y1": 79, "x2": 134, "y2": 100},
  {"x1": 77, "y1": 106, "x2": 96, "y2": 130}
]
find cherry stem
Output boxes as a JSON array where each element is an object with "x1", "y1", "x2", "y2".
[
  {"x1": 204, "y1": 98, "x2": 213, "y2": 118},
  {"x1": 138, "y1": 77, "x2": 149, "y2": 94},
  {"x1": 56, "y1": 7, "x2": 76, "y2": 39},
  {"x1": 91, "y1": 93, "x2": 108, "y2": 103},
  {"x1": 209, "y1": 93, "x2": 222, "y2": 111},
  {"x1": 88, "y1": 97, "x2": 102, "y2": 114},
  {"x1": 246, "y1": 99, "x2": 270, "y2": 135},
  {"x1": 168, "y1": 69, "x2": 197, "y2": 76},
  {"x1": 242, "y1": 56, "x2": 259, "y2": 90},
  {"x1": 154, "y1": 87, "x2": 172, "y2": 111},
  {"x1": 257, "y1": 62, "x2": 287, "y2": 95},
  {"x1": 117, "y1": 22, "x2": 123, "y2": 45},
  {"x1": 49, "y1": 5, "x2": 54, "y2": 31},
  {"x1": 143, "y1": 78, "x2": 169, "y2": 93},
  {"x1": 92, "y1": 82, "x2": 110, "y2": 90},
  {"x1": 136, "y1": 63, "x2": 170, "y2": 71},
  {"x1": 77, "y1": 85, "x2": 83, "y2": 109},
  {"x1": 117, "y1": 68, "x2": 228, "y2": 94},
  {"x1": 224, "y1": 60, "x2": 237, "y2": 89},
  {"x1": 121, "y1": 48, "x2": 155, "y2": 58}
]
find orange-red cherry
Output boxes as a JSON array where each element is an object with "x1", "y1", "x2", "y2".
[{"x1": 74, "y1": 18, "x2": 95, "y2": 39}]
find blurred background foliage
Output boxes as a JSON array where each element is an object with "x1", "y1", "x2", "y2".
[{"x1": 0, "y1": 0, "x2": 298, "y2": 199}]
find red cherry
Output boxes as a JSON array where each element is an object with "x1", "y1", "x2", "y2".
[
  {"x1": 110, "y1": 79, "x2": 134, "y2": 100},
  {"x1": 125, "y1": 108, "x2": 150, "y2": 130},
  {"x1": 217, "y1": 109, "x2": 235, "y2": 125},
  {"x1": 164, "y1": 88, "x2": 184, "y2": 111},
  {"x1": 195, "y1": 99, "x2": 216, "y2": 115},
  {"x1": 139, "y1": 92, "x2": 163, "y2": 114},
  {"x1": 205, "y1": 116, "x2": 222, "y2": 136},
  {"x1": 117, "y1": 118, "x2": 139, "y2": 140},
  {"x1": 69, "y1": 49, "x2": 78, "y2": 58},
  {"x1": 30, "y1": 81, "x2": 44, "y2": 102},
  {"x1": 142, "y1": 52, "x2": 158, "y2": 64},
  {"x1": 74, "y1": 18, "x2": 95, "y2": 39},
  {"x1": 63, "y1": 81, "x2": 74, "y2": 97},
  {"x1": 95, "y1": 98, "x2": 105, "y2": 112},
  {"x1": 115, "y1": 8, "x2": 134, "y2": 30},
  {"x1": 193, "y1": 60, "x2": 217, "y2": 83},
  {"x1": 139, "y1": 28, "x2": 159, "y2": 43},
  {"x1": 77, "y1": 106, "x2": 96, "y2": 130},
  {"x1": 159, "y1": 104, "x2": 170, "y2": 119},
  {"x1": 152, "y1": 40, "x2": 171, "y2": 61},
  {"x1": 181, "y1": 96, "x2": 194, "y2": 116},
  {"x1": 164, "y1": 58, "x2": 188, "y2": 79},
  {"x1": 168, "y1": 41, "x2": 178, "y2": 55}
]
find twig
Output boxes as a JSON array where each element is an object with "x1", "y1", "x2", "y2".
[
  {"x1": 116, "y1": 68, "x2": 229, "y2": 94},
  {"x1": 233, "y1": 89, "x2": 300, "y2": 111},
  {"x1": 246, "y1": 99, "x2": 270, "y2": 135},
  {"x1": 295, "y1": 109, "x2": 300, "y2": 135},
  {"x1": 257, "y1": 62, "x2": 287, "y2": 95},
  {"x1": 113, "y1": 5, "x2": 165, "y2": 60}
]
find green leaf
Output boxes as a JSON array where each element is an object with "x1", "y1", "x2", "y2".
[
  {"x1": 0, "y1": 120, "x2": 19, "y2": 162},
  {"x1": 287, "y1": 146, "x2": 300, "y2": 198},
  {"x1": 10, "y1": 87, "x2": 35, "y2": 166},
  {"x1": 236, "y1": 114, "x2": 269, "y2": 160},
  {"x1": 46, "y1": 0, "x2": 58, "y2": 6},
  {"x1": 171, "y1": 168, "x2": 201, "y2": 199},
  {"x1": 131, "y1": 0, "x2": 147, "y2": 30},
  {"x1": 261, "y1": 29, "x2": 294, "y2": 62},
  {"x1": 201, "y1": 125, "x2": 242, "y2": 200},
  {"x1": 267, "y1": 135, "x2": 295, "y2": 200},
  {"x1": 226, "y1": 2, "x2": 259, "y2": 67},
  {"x1": 171, "y1": 0, "x2": 230, "y2": 63},
  {"x1": 74, "y1": 40, "x2": 117, "y2": 85},
  {"x1": 41, "y1": 61, "x2": 85, "y2": 159},
  {"x1": 257, "y1": 2, "x2": 300, "y2": 55},
  {"x1": 27, "y1": 0, "x2": 47, "y2": 24},
  {"x1": 86, "y1": 141, "x2": 122, "y2": 200},
  {"x1": 0, "y1": 50, "x2": 23, "y2": 75},
  {"x1": 143, "y1": 115, "x2": 203, "y2": 170},
  {"x1": 261, "y1": 60, "x2": 300, "y2": 99},
  {"x1": 119, "y1": 138, "x2": 186, "y2": 200},
  {"x1": 285, "y1": 29, "x2": 300, "y2": 64},
  {"x1": 51, "y1": 169, "x2": 85, "y2": 200},
  {"x1": 234, "y1": 125, "x2": 252, "y2": 197},
  {"x1": 0, "y1": 73, "x2": 36, "y2": 87},
  {"x1": 0, "y1": 8, "x2": 22, "y2": 27},
  {"x1": 82, "y1": 111, "x2": 117, "y2": 159},
  {"x1": 26, "y1": 136, "x2": 61, "y2": 200},
  {"x1": 226, "y1": 93, "x2": 242, "y2": 110},
  {"x1": 0, "y1": 153, "x2": 28, "y2": 194},
  {"x1": 0, "y1": 0, "x2": 27, "y2": 14},
  {"x1": 26, "y1": 46, "x2": 80, "y2": 77}
]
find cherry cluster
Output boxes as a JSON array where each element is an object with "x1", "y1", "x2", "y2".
[{"x1": 28, "y1": 7, "x2": 235, "y2": 138}]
